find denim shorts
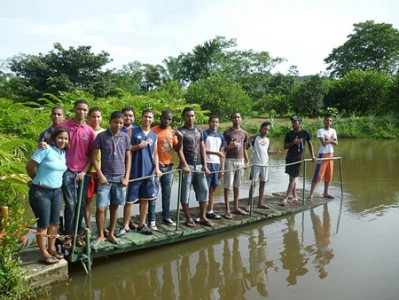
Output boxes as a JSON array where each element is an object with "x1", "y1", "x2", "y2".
[
  {"x1": 206, "y1": 163, "x2": 221, "y2": 187},
  {"x1": 96, "y1": 175, "x2": 127, "y2": 208},
  {"x1": 180, "y1": 164, "x2": 208, "y2": 204},
  {"x1": 29, "y1": 184, "x2": 62, "y2": 228}
]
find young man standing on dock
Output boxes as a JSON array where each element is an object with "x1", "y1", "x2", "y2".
[
  {"x1": 281, "y1": 116, "x2": 316, "y2": 206},
  {"x1": 204, "y1": 116, "x2": 225, "y2": 219},
  {"x1": 91, "y1": 111, "x2": 131, "y2": 245},
  {"x1": 178, "y1": 107, "x2": 213, "y2": 227},
  {"x1": 223, "y1": 112, "x2": 249, "y2": 219},
  {"x1": 119, "y1": 109, "x2": 161, "y2": 235},
  {"x1": 58, "y1": 99, "x2": 96, "y2": 250},
  {"x1": 151, "y1": 110, "x2": 182, "y2": 227},
  {"x1": 246, "y1": 122, "x2": 281, "y2": 211},
  {"x1": 308, "y1": 116, "x2": 338, "y2": 200}
]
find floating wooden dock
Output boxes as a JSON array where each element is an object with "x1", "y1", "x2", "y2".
[
  {"x1": 69, "y1": 192, "x2": 331, "y2": 273},
  {"x1": 19, "y1": 191, "x2": 333, "y2": 287}
]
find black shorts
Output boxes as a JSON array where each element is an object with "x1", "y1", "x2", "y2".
[{"x1": 285, "y1": 156, "x2": 302, "y2": 177}]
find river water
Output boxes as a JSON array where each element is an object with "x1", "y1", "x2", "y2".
[{"x1": 45, "y1": 138, "x2": 399, "y2": 300}]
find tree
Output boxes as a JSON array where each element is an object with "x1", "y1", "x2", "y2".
[
  {"x1": 289, "y1": 75, "x2": 328, "y2": 117},
  {"x1": 325, "y1": 20, "x2": 399, "y2": 78},
  {"x1": 8, "y1": 43, "x2": 112, "y2": 101},
  {"x1": 185, "y1": 74, "x2": 252, "y2": 120},
  {"x1": 325, "y1": 69, "x2": 390, "y2": 115},
  {"x1": 164, "y1": 36, "x2": 283, "y2": 88}
]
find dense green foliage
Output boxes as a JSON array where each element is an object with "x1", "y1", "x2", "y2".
[
  {"x1": 1, "y1": 21, "x2": 399, "y2": 119},
  {"x1": 325, "y1": 20, "x2": 399, "y2": 78},
  {"x1": 186, "y1": 74, "x2": 251, "y2": 119}
]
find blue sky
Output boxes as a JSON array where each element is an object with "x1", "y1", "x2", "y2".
[{"x1": 1, "y1": 0, "x2": 398, "y2": 75}]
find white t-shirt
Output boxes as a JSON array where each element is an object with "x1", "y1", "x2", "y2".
[
  {"x1": 250, "y1": 135, "x2": 270, "y2": 165},
  {"x1": 317, "y1": 128, "x2": 337, "y2": 154}
]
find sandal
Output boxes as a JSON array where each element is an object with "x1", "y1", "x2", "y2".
[
  {"x1": 198, "y1": 219, "x2": 214, "y2": 227},
  {"x1": 185, "y1": 219, "x2": 196, "y2": 227},
  {"x1": 257, "y1": 203, "x2": 271, "y2": 209},
  {"x1": 40, "y1": 256, "x2": 59, "y2": 265},
  {"x1": 232, "y1": 209, "x2": 248, "y2": 216},
  {"x1": 76, "y1": 238, "x2": 86, "y2": 248},
  {"x1": 62, "y1": 240, "x2": 72, "y2": 250},
  {"x1": 223, "y1": 212, "x2": 233, "y2": 220},
  {"x1": 49, "y1": 251, "x2": 64, "y2": 260}
]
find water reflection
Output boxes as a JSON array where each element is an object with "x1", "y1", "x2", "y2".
[
  {"x1": 47, "y1": 139, "x2": 399, "y2": 299},
  {"x1": 306, "y1": 204, "x2": 334, "y2": 279},
  {"x1": 280, "y1": 214, "x2": 308, "y2": 285},
  {"x1": 247, "y1": 228, "x2": 273, "y2": 297}
]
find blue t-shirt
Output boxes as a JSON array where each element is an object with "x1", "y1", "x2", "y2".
[
  {"x1": 31, "y1": 146, "x2": 67, "y2": 188},
  {"x1": 130, "y1": 127, "x2": 157, "y2": 179}
]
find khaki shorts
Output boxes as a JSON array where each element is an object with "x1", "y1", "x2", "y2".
[{"x1": 224, "y1": 159, "x2": 245, "y2": 190}]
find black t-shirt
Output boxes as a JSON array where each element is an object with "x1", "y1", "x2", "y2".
[{"x1": 284, "y1": 129, "x2": 311, "y2": 160}]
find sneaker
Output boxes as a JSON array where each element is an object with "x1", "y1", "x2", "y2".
[
  {"x1": 137, "y1": 224, "x2": 153, "y2": 235},
  {"x1": 149, "y1": 221, "x2": 158, "y2": 231},
  {"x1": 206, "y1": 212, "x2": 222, "y2": 219},
  {"x1": 116, "y1": 227, "x2": 130, "y2": 237},
  {"x1": 163, "y1": 218, "x2": 176, "y2": 226}
]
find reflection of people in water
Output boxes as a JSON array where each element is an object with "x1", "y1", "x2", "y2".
[
  {"x1": 280, "y1": 214, "x2": 308, "y2": 285},
  {"x1": 220, "y1": 237, "x2": 248, "y2": 299},
  {"x1": 310, "y1": 204, "x2": 334, "y2": 279},
  {"x1": 247, "y1": 227, "x2": 273, "y2": 297},
  {"x1": 161, "y1": 261, "x2": 176, "y2": 299}
]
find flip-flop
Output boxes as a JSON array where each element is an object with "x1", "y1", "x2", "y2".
[
  {"x1": 107, "y1": 238, "x2": 120, "y2": 245},
  {"x1": 39, "y1": 256, "x2": 59, "y2": 265},
  {"x1": 223, "y1": 212, "x2": 233, "y2": 220},
  {"x1": 185, "y1": 219, "x2": 196, "y2": 227},
  {"x1": 49, "y1": 251, "x2": 64, "y2": 260},
  {"x1": 257, "y1": 204, "x2": 271, "y2": 209},
  {"x1": 232, "y1": 209, "x2": 248, "y2": 216},
  {"x1": 198, "y1": 220, "x2": 214, "y2": 227},
  {"x1": 76, "y1": 238, "x2": 86, "y2": 248},
  {"x1": 324, "y1": 195, "x2": 335, "y2": 199},
  {"x1": 62, "y1": 240, "x2": 72, "y2": 250}
]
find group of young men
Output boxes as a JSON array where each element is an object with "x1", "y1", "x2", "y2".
[{"x1": 38, "y1": 99, "x2": 338, "y2": 248}]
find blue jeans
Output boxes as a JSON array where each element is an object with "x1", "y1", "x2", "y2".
[
  {"x1": 152, "y1": 164, "x2": 174, "y2": 222},
  {"x1": 62, "y1": 170, "x2": 89, "y2": 235},
  {"x1": 29, "y1": 184, "x2": 62, "y2": 228},
  {"x1": 180, "y1": 164, "x2": 208, "y2": 204}
]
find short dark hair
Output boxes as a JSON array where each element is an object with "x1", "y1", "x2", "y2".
[
  {"x1": 89, "y1": 107, "x2": 102, "y2": 116},
  {"x1": 110, "y1": 111, "x2": 124, "y2": 120},
  {"x1": 161, "y1": 110, "x2": 173, "y2": 117},
  {"x1": 182, "y1": 107, "x2": 194, "y2": 116},
  {"x1": 260, "y1": 122, "x2": 271, "y2": 129},
  {"x1": 230, "y1": 112, "x2": 241, "y2": 119},
  {"x1": 49, "y1": 127, "x2": 70, "y2": 151},
  {"x1": 74, "y1": 99, "x2": 89, "y2": 107},
  {"x1": 142, "y1": 108, "x2": 154, "y2": 116},
  {"x1": 208, "y1": 115, "x2": 219, "y2": 123},
  {"x1": 51, "y1": 106, "x2": 65, "y2": 115},
  {"x1": 122, "y1": 106, "x2": 135, "y2": 115}
]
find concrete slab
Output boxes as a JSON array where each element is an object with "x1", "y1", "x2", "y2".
[{"x1": 18, "y1": 246, "x2": 68, "y2": 289}]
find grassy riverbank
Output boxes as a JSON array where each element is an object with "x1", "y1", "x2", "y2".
[{"x1": 215, "y1": 114, "x2": 399, "y2": 139}]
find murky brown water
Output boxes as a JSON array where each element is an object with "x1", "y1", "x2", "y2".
[{"x1": 44, "y1": 139, "x2": 399, "y2": 300}]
